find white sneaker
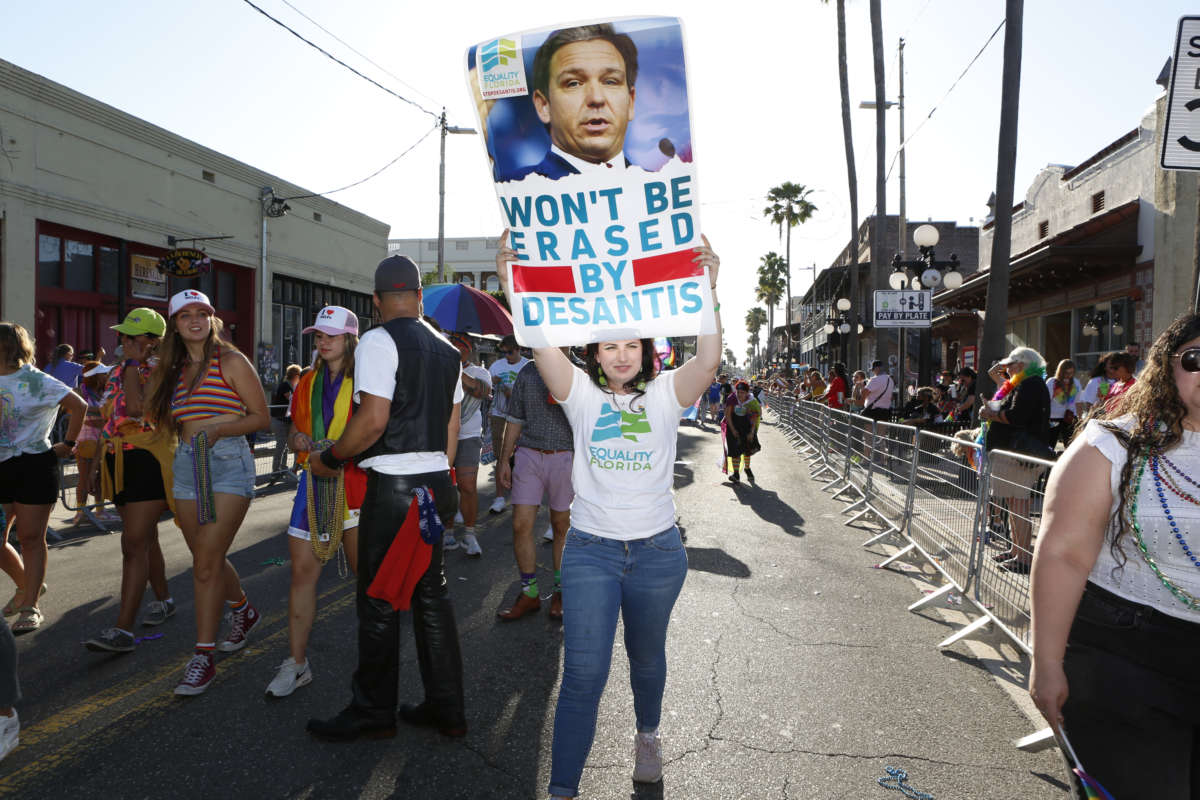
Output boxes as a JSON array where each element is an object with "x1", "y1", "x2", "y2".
[
  {"x1": 443, "y1": 532, "x2": 461, "y2": 550},
  {"x1": 265, "y1": 657, "x2": 312, "y2": 698},
  {"x1": 0, "y1": 710, "x2": 17, "y2": 762},
  {"x1": 462, "y1": 534, "x2": 482, "y2": 558},
  {"x1": 632, "y1": 730, "x2": 663, "y2": 783},
  {"x1": 489, "y1": 496, "x2": 507, "y2": 514},
  {"x1": 453, "y1": 510, "x2": 464, "y2": 525},
  {"x1": 542, "y1": 525, "x2": 555, "y2": 542}
]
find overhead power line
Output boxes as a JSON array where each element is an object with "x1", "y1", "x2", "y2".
[
  {"x1": 281, "y1": 121, "x2": 439, "y2": 200},
  {"x1": 885, "y1": 17, "x2": 1006, "y2": 182},
  {"x1": 239, "y1": 0, "x2": 440, "y2": 122},
  {"x1": 277, "y1": 0, "x2": 441, "y2": 109}
]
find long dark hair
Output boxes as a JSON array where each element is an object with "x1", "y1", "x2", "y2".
[
  {"x1": 146, "y1": 312, "x2": 240, "y2": 432},
  {"x1": 584, "y1": 338, "x2": 655, "y2": 402},
  {"x1": 1096, "y1": 313, "x2": 1200, "y2": 566}
]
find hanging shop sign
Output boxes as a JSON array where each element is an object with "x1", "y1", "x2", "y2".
[
  {"x1": 157, "y1": 248, "x2": 212, "y2": 278},
  {"x1": 131, "y1": 254, "x2": 168, "y2": 300}
]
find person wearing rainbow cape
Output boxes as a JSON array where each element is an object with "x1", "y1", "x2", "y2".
[{"x1": 266, "y1": 306, "x2": 366, "y2": 699}]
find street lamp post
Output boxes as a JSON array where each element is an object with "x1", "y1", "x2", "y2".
[
  {"x1": 437, "y1": 110, "x2": 477, "y2": 284},
  {"x1": 888, "y1": 224, "x2": 962, "y2": 386}
]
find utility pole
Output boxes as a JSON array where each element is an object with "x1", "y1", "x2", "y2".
[
  {"x1": 979, "y1": 2, "x2": 1023, "y2": 398},
  {"x1": 437, "y1": 110, "x2": 477, "y2": 284},
  {"x1": 870, "y1": 0, "x2": 888, "y2": 370}
]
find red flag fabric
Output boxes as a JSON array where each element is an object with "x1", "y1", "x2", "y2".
[{"x1": 366, "y1": 496, "x2": 432, "y2": 611}]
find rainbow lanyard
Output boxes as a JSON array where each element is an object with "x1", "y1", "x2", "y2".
[
  {"x1": 975, "y1": 363, "x2": 1045, "y2": 448},
  {"x1": 1057, "y1": 728, "x2": 1115, "y2": 799}
]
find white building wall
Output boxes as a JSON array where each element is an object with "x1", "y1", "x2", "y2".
[{"x1": 0, "y1": 58, "x2": 389, "y2": 342}]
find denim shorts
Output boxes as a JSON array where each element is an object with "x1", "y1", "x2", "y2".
[{"x1": 173, "y1": 436, "x2": 256, "y2": 500}]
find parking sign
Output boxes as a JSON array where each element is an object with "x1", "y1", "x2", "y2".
[{"x1": 874, "y1": 290, "x2": 932, "y2": 328}]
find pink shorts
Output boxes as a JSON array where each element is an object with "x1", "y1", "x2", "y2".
[{"x1": 510, "y1": 447, "x2": 574, "y2": 511}]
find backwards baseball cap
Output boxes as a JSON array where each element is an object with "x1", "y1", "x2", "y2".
[
  {"x1": 111, "y1": 307, "x2": 166, "y2": 337},
  {"x1": 375, "y1": 255, "x2": 421, "y2": 292},
  {"x1": 168, "y1": 289, "x2": 214, "y2": 317},
  {"x1": 302, "y1": 305, "x2": 359, "y2": 336}
]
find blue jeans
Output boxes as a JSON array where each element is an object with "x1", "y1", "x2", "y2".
[{"x1": 548, "y1": 526, "x2": 688, "y2": 798}]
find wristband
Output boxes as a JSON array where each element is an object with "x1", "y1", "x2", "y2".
[
  {"x1": 319, "y1": 447, "x2": 348, "y2": 470},
  {"x1": 713, "y1": 303, "x2": 721, "y2": 312},
  {"x1": 63, "y1": 439, "x2": 76, "y2": 449}
]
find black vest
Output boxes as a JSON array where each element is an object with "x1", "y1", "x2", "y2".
[{"x1": 356, "y1": 317, "x2": 460, "y2": 462}]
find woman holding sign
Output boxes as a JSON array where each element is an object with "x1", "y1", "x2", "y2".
[{"x1": 496, "y1": 230, "x2": 722, "y2": 800}]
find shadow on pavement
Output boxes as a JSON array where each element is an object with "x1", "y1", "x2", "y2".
[
  {"x1": 728, "y1": 483, "x2": 805, "y2": 537},
  {"x1": 684, "y1": 546, "x2": 750, "y2": 578}
]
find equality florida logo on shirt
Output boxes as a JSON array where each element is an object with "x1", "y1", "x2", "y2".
[{"x1": 589, "y1": 402, "x2": 653, "y2": 472}]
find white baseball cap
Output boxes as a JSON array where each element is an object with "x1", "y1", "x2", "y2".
[
  {"x1": 168, "y1": 289, "x2": 215, "y2": 317},
  {"x1": 302, "y1": 305, "x2": 359, "y2": 336}
]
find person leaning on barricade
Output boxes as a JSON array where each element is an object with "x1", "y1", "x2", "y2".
[
  {"x1": 1030, "y1": 312, "x2": 1200, "y2": 799},
  {"x1": 861, "y1": 360, "x2": 894, "y2": 422},
  {"x1": 977, "y1": 347, "x2": 1053, "y2": 575}
]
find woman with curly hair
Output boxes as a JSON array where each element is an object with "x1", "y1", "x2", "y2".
[
  {"x1": 145, "y1": 291, "x2": 269, "y2": 695},
  {"x1": 496, "y1": 231, "x2": 722, "y2": 800},
  {"x1": 1030, "y1": 313, "x2": 1200, "y2": 798}
]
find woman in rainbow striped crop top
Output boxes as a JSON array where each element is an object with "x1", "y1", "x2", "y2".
[{"x1": 146, "y1": 290, "x2": 270, "y2": 696}]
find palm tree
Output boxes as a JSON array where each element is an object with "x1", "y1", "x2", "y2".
[
  {"x1": 821, "y1": 0, "x2": 860, "y2": 368},
  {"x1": 748, "y1": 331, "x2": 761, "y2": 368},
  {"x1": 869, "y1": 0, "x2": 888, "y2": 364},
  {"x1": 755, "y1": 253, "x2": 787, "y2": 358},
  {"x1": 745, "y1": 307, "x2": 767, "y2": 365},
  {"x1": 763, "y1": 183, "x2": 817, "y2": 360}
]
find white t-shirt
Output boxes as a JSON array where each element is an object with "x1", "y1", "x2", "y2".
[
  {"x1": 459, "y1": 364, "x2": 490, "y2": 440},
  {"x1": 559, "y1": 367, "x2": 685, "y2": 540},
  {"x1": 1082, "y1": 418, "x2": 1200, "y2": 624},
  {"x1": 0, "y1": 365, "x2": 71, "y2": 462},
  {"x1": 1046, "y1": 377, "x2": 1082, "y2": 420},
  {"x1": 863, "y1": 372, "x2": 894, "y2": 409},
  {"x1": 1080, "y1": 376, "x2": 1112, "y2": 407},
  {"x1": 352, "y1": 326, "x2": 464, "y2": 475},
  {"x1": 489, "y1": 357, "x2": 529, "y2": 417}
]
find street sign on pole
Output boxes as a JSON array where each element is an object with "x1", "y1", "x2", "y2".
[
  {"x1": 873, "y1": 289, "x2": 932, "y2": 327},
  {"x1": 1162, "y1": 16, "x2": 1200, "y2": 171}
]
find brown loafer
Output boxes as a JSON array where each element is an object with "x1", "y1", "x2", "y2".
[
  {"x1": 548, "y1": 591, "x2": 563, "y2": 620},
  {"x1": 497, "y1": 592, "x2": 541, "y2": 621}
]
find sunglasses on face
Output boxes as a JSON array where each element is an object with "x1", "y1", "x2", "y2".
[
  {"x1": 1173, "y1": 348, "x2": 1200, "y2": 372},
  {"x1": 499, "y1": 349, "x2": 514, "y2": 355}
]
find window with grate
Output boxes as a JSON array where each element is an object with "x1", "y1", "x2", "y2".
[
  {"x1": 1091, "y1": 191, "x2": 1105, "y2": 214},
  {"x1": 312, "y1": 212, "x2": 322, "y2": 223},
  {"x1": 427, "y1": 241, "x2": 437, "y2": 251},
  {"x1": 455, "y1": 240, "x2": 469, "y2": 250},
  {"x1": 202, "y1": 170, "x2": 215, "y2": 183},
  {"x1": 1038, "y1": 220, "x2": 1049, "y2": 239}
]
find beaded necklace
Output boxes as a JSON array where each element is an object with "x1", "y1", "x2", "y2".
[
  {"x1": 192, "y1": 430, "x2": 217, "y2": 525},
  {"x1": 1130, "y1": 452, "x2": 1200, "y2": 610}
]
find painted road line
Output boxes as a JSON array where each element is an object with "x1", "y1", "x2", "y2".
[{"x1": 0, "y1": 582, "x2": 354, "y2": 794}]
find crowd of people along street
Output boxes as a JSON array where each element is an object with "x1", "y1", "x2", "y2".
[{"x1": 7, "y1": 243, "x2": 1200, "y2": 797}]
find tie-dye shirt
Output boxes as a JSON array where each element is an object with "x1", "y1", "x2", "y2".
[{"x1": 0, "y1": 364, "x2": 71, "y2": 462}]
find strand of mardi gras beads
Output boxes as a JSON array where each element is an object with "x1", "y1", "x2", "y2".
[
  {"x1": 192, "y1": 430, "x2": 216, "y2": 525},
  {"x1": 306, "y1": 439, "x2": 346, "y2": 565},
  {"x1": 1131, "y1": 453, "x2": 1200, "y2": 610}
]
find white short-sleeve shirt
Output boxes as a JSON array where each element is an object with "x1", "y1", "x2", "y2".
[
  {"x1": 559, "y1": 368, "x2": 686, "y2": 540},
  {"x1": 353, "y1": 327, "x2": 464, "y2": 475},
  {"x1": 0, "y1": 365, "x2": 71, "y2": 462}
]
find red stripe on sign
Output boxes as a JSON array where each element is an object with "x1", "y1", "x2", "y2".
[
  {"x1": 632, "y1": 249, "x2": 703, "y2": 287},
  {"x1": 511, "y1": 264, "x2": 576, "y2": 294}
]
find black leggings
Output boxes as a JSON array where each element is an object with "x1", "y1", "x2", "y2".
[{"x1": 1062, "y1": 583, "x2": 1200, "y2": 799}]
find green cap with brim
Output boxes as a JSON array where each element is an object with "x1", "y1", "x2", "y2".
[{"x1": 111, "y1": 307, "x2": 166, "y2": 337}]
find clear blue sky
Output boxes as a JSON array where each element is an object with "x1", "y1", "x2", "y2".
[{"x1": 1, "y1": 0, "x2": 1183, "y2": 362}]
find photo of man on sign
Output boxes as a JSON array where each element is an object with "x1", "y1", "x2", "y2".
[{"x1": 466, "y1": 17, "x2": 714, "y2": 348}]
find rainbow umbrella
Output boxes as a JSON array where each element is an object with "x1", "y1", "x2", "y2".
[{"x1": 421, "y1": 283, "x2": 513, "y2": 335}]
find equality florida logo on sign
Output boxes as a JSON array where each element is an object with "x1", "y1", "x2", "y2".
[{"x1": 478, "y1": 37, "x2": 528, "y2": 99}]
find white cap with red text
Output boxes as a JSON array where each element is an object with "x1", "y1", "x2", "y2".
[
  {"x1": 301, "y1": 305, "x2": 359, "y2": 336},
  {"x1": 168, "y1": 289, "x2": 215, "y2": 317}
]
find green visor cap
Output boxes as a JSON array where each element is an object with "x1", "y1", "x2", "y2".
[{"x1": 111, "y1": 307, "x2": 166, "y2": 337}]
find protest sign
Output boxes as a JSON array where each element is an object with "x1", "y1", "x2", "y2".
[{"x1": 465, "y1": 16, "x2": 715, "y2": 348}]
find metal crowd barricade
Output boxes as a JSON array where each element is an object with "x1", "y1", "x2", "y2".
[
  {"x1": 250, "y1": 404, "x2": 300, "y2": 495},
  {"x1": 841, "y1": 413, "x2": 876, "y2": 519},
  {"x1": 824, "y1": 408, "x2": 859, "y2": 501},
  {"x1": 861, "y1": 419, "x2": 920, "y2": 546},
  {"x1": 965, "y1": 449, "x2": 1055, "y2": 654},
  {"x1": 56, "y1": 456, "x2": 112, "y2": 535},
  {"x1": 810, "y1": 405, "x2": 841, "y2": 482},
  {"x1": 800, "y1": 401, "x2": 827, "y2": 461},
  {"x1": 901, "y1": 430, "x2": 987, "y2": 612}
]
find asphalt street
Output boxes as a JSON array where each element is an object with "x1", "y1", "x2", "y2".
[{"x1": 0, "y1": 414, "x2": 1071, "y2": 799}]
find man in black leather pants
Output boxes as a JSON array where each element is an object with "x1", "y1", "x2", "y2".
[{"x1": 306, "y1": 255, "x2": 467, "y2": 741}]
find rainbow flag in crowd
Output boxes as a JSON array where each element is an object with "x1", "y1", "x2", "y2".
[
  {"x1": 654, "y1": 337, "x2": 676, "y2": 369},
  {"x1": 1058, "y1": 729, "x2": 1115, "y2": 800}
]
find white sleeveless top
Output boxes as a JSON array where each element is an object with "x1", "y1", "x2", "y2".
[{"x1": 1083, "y1": 417, "x2": 1200, "y2": 623}]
